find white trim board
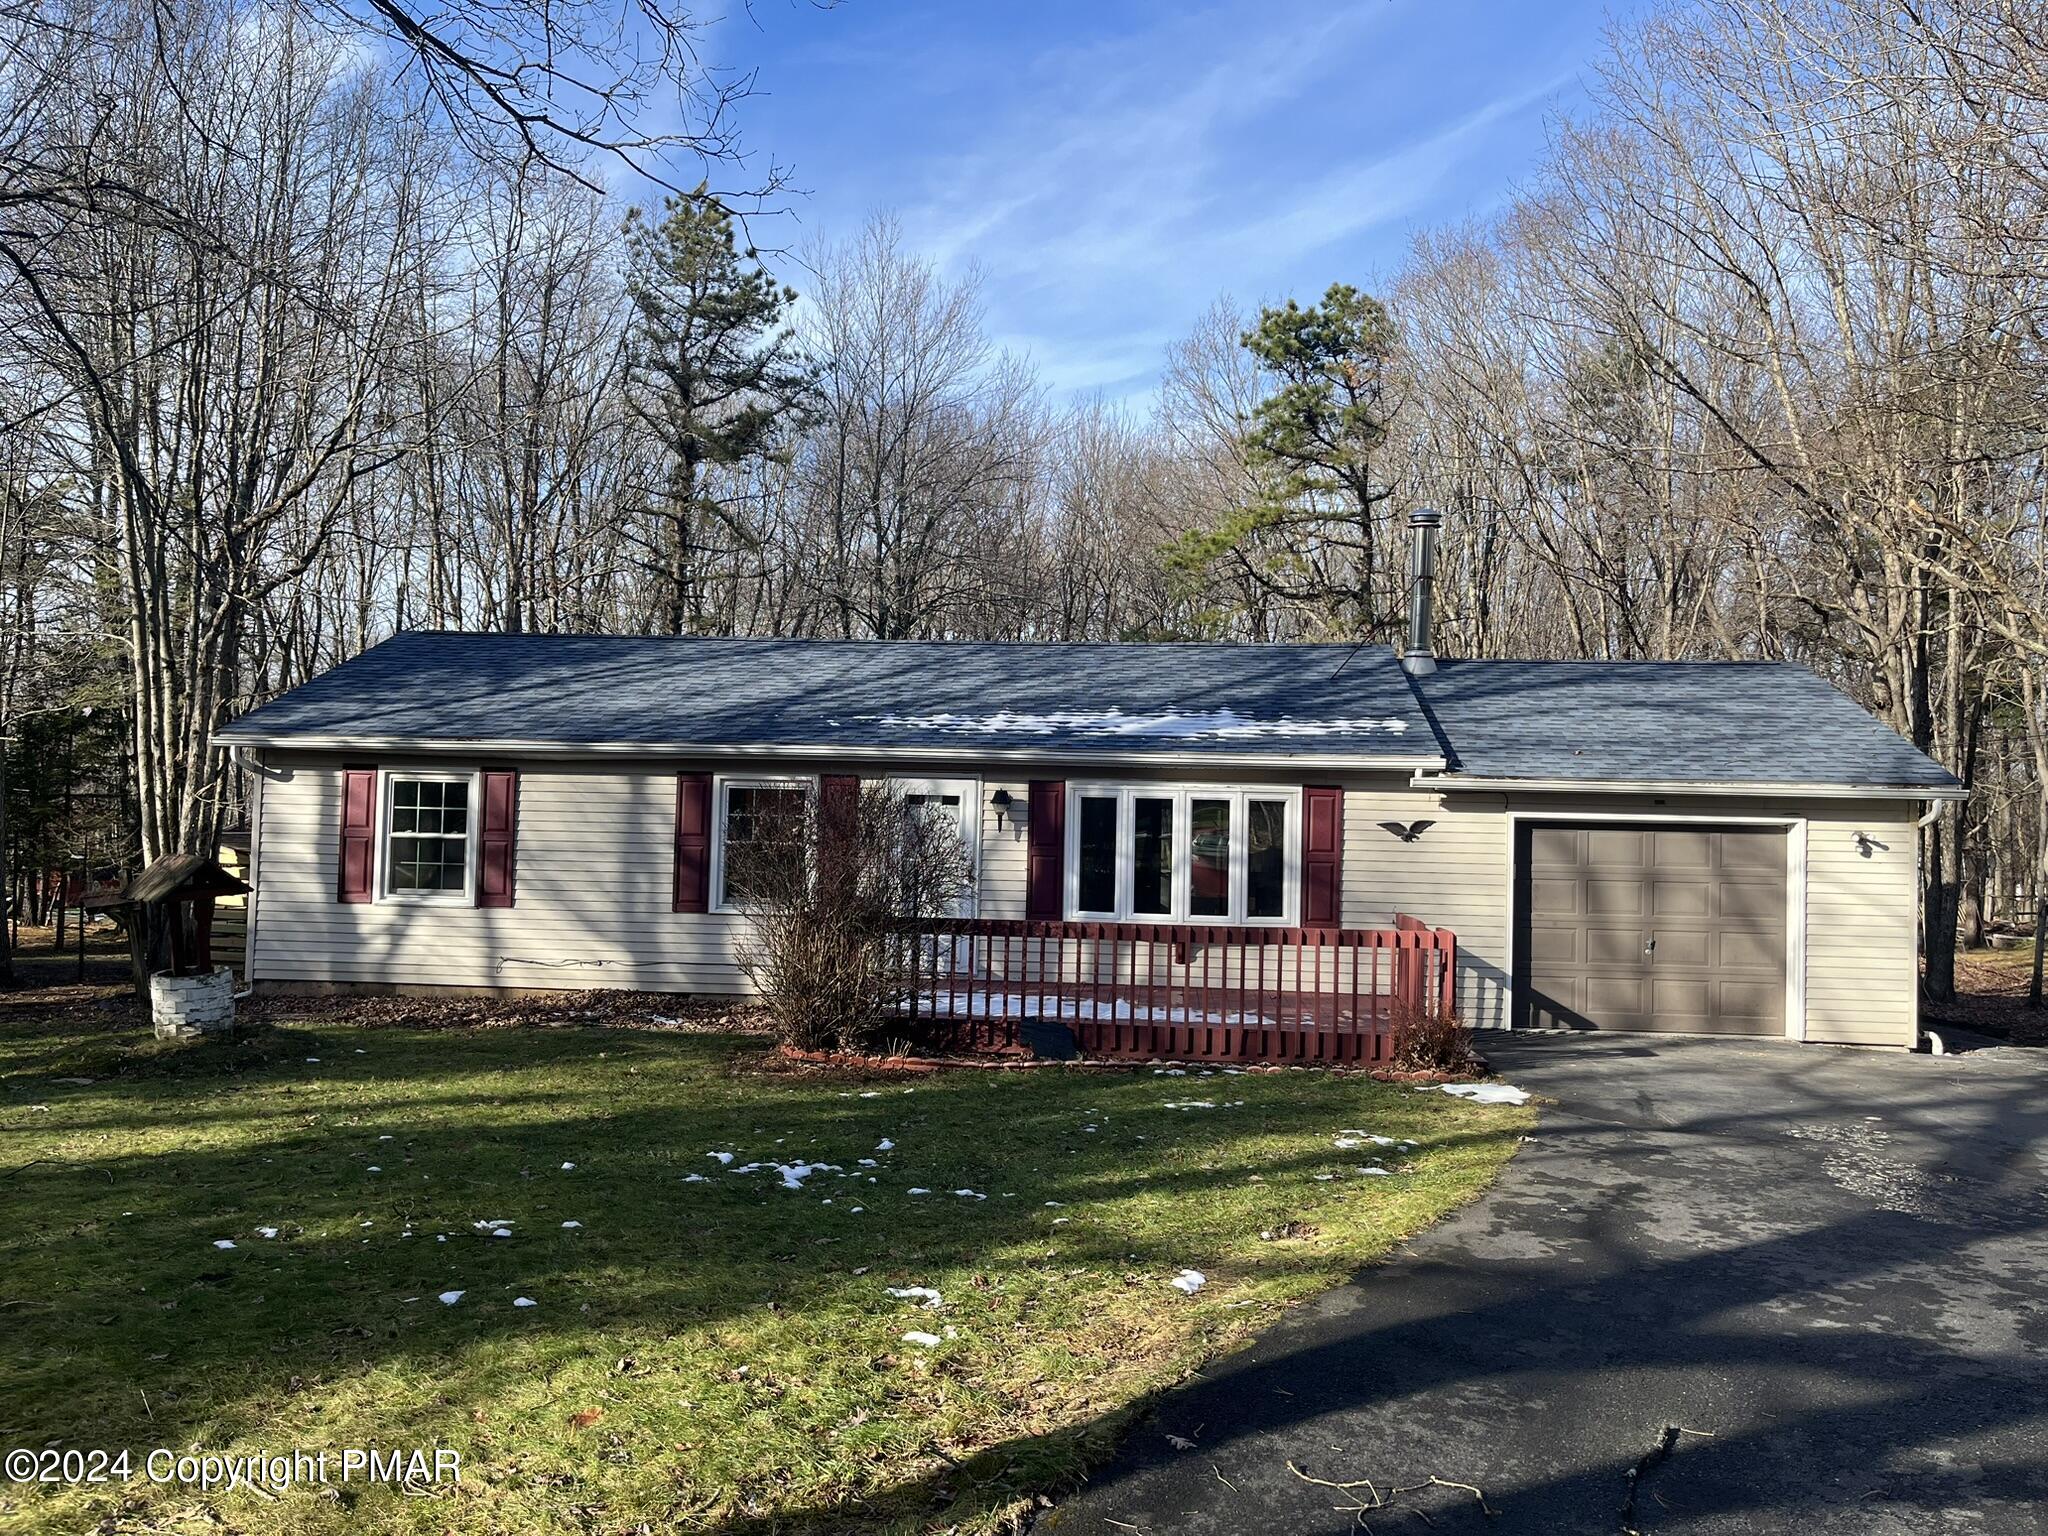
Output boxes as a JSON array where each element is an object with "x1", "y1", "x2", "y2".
[
  {"x1": 1500, "y1": 810, "x2": 1808, "y2": 1043},
  {"x1": 1418, "y1": 773, "x2": 1963, "y2": 803},
  {"x1": 211, "y1": 731, "x2": 1447, "y2": 773}
]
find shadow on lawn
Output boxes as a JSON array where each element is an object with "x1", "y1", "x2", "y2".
[
  {"x1": 0, "y1": 1010, "x2": 1534, "y2": 1534},
  {"x1": 702, "y1": 1057, "x2": 2048, "y2": 1534}
]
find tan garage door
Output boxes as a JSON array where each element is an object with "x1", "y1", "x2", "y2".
[{"x1": 1515, "y1": 822, "x2": 1788, "y2": 1035}]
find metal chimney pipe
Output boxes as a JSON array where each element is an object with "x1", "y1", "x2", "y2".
[{"x1": 1400, "y1": 508, "x2": 1442, "y2": 677}]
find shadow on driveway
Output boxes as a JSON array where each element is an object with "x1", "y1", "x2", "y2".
[{"x1": 1043, "y1": 1035, "x2": 2048, "y2": 1535}]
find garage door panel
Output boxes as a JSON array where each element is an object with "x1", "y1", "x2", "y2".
[
  {"x1": 1716, "y1": 981, "x2": 1777, "y2": 1019},
  {"x1": 1526, "y1": 926, "x2": 1583, "y2": 964},
  {"x1": 1517, "y1": 821, "x2": 1787, "y2": 1037},
  {"x1": 1652, "y1": 977, "x2": 1711, "y2": 1021},
  {"x1": 1719, "y1": 884, "x2": 1783, "y2": 922},
  {"x1": 1586, "y1": 926, "x2": 1644, "y2": 964},
  {"x1": 1653, "y1": 930, "x2": 1711, "y2": 967},
  {"x1": 1717, "y1": 930, "x2": 1779, "y2": 971},
  {"x1": 1528, "y1": 827, "x2": 1583, "y2": 867},
  {"x1": 1719, "y1": 834, "x2": 1785, "y2": 871},
  {"x1": 1651, "y1": 829, "x2": 1715, "y2": 868},
  {"x1": 1652, "y1": 880, "x2": 1711, "y2": 917},
  {"x1": 1586, "y1": 828, "x2": 1649, "y2": 866},
  {"x1": 1588, "y1": 879, "x2": 1647, "y2": 915}
]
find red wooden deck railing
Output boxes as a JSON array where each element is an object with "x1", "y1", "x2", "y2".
[{"x1": 900, "y1": 916, "x2": 1457, "y2": 1065}]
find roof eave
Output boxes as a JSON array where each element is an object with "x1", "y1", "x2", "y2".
[
  {"x1": 1409, "y1": 771, "x2": 1967, "y2": 802},
  {"x1": 213, "y1": 729, "x2": 1447, "y2": 773}
]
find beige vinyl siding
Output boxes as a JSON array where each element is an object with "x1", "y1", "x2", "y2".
[
  {"x1": 253, "y1": 754, "x2": 1929, "y2": 1047},
  {"x1": 255, "y1": 756, "x2": 751, "y2": 992},
  {"x1": 1801, "y1": 801, "x2": 1920, "y2": 1047},
  {"x1": 979, "y1": 780, "x2": 1029, "y2": 919},
  {"x1": 1340, "y1": 783, "x2": 1511, "y2": 1027}
]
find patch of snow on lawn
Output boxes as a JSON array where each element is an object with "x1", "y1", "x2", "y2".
[
  {"x1": 1169, "y1": 1269, "x2": 1206, "y2": 1294},
  {"x1": 1431, "y1": 1083, "x2": 1530, "y2": 1106},
  {"x1": 901, "y1": 1331, "x2": 943, "y2": 1347},
  {"x1": 886, "y1": 1285, "x2": 943, "y2": 1308},
  {"x1": 876, "y1": 1139, "x2": 894, "y2": 1152},
  {"x1": 952, "y1": 1188, "x2": 986, "y2": 1200},
  {"x1": 513, "y1": 1297, "x2": 538, "y2": 1308},
  {"x1": 212, "y1": 1239, "x2": 237, "y2": 1250},
  {"x1": 1164, "y1": 1100, "x2": 1216, "y2": 1110},
  {"x1": 682, "y1": 1173, "x2": 708, "y2": 1183},
  {"x1": 906, "y1": 1187, "x2": 931, "y2": 1196},
  {"x1": 561, "y1": 1220, "x2": 582, "y2": 1228},
  {"x1": 438, "y1": 1291, "x2": 464, "y2": 1305}
]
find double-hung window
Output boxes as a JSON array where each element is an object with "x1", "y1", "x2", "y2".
[
  {"x1": 713, "y1": 777, "x2": 811, "y2": 910},
  {"x1": 384, "y1": 774, "x2": 473, "y2": 899},
  {"x1": 1066, "y1": 785, "x2": 1298, "y2": 924}
]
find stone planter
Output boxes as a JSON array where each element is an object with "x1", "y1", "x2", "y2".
[{"x1": 150, "y1": 966, "x2": 238, "y2": 1040}]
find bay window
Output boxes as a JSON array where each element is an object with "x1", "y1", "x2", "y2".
[{"x1": 1066, "y1": 785, "x2": 1299, "y2": 924}]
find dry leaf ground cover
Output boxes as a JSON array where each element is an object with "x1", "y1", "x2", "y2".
[{"x1": 0, "y1": 990, "x2": 1527, "y2": 1535}]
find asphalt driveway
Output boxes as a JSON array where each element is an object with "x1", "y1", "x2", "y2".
[{"x1": 1046, "y1": 1034, "x2": 2048, "y2": 1535}]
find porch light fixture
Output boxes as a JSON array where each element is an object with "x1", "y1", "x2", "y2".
[{"x1": 990, "y1": 788, "x2": 1013, "y2": 829}]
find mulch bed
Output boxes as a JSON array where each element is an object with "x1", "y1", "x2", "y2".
[
  {"x1": 767, "y1": 1041, "x2": 1490, "y2": 1082},
  {"x1": 247, "y1": 988, "x2": 772, "y2": 1035}
]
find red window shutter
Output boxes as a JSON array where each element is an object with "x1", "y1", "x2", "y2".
[
  {"x1": 1301, "y1": 785, "x2": 1343, "y2": 926},
  {"x1": 673, "y1": 773, "x2": 713, "y2": 913},
  {"x1": 477, "y1": 769, "x2": 518, "y2": 908},
  {"x1": 337, "y1": 766, "x2": 377, "y2": 903},
  {"x1": 819, "y1": 774, "x2": 860, "y2": 889},
  {"x1": 1026, "y1": 781, "x2": 1065, "y2": 920}
]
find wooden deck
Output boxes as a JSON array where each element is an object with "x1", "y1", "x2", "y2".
[{"x1": 901, "y1": 916, "x2": 1456, "y2": 1064}]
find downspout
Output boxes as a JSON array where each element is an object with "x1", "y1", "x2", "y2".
[{"x1": 1915, "y1": 796, "x2": 1944, "y2": 1052}]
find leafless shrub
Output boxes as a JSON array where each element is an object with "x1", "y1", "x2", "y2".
[
  {"x1": 734, "y1": 783, "x2": 974, "y2": 1053},
  {"x1": 1387, "y1": 1001, "x2": 1482, "y2": 1076}
]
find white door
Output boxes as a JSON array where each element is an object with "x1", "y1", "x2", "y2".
[{"x1": 893, "y1": 778, "x2": 979, "y2": 917}]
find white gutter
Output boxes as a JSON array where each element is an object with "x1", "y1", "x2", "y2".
[
  {"x1": 211, "y1": 731, "x2": 1448, "y2": 773},
  {"x1": 1409, "y1": 771, "x2": 1968, "y2": 803}
]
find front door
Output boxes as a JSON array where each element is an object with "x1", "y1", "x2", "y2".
[{"x1": 893, "y1": 778, "x2": 979, "y2": 916}]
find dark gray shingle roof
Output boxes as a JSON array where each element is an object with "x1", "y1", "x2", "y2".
[
  {"x1": 1411, "y1": 659, "x2": 1959, "y2": 790},
  {"x1": 219, "y1": 632, "x2": 1959, "y2": 791},
  {"x1": 218, "y1": 632, "x2": 1442, "y2": 763}
]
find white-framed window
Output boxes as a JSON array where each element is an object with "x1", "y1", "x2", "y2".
[
  {"x1": 712, "y1": 775, "x2": 814, "y2": 912},
  {"x1": 891, "y1": 777, "x2": 980, "y2": 915},
  {"x1": 1065, "y1": 784, "x2": 1299, "y2": 925},
  {"x1": 382, "y1": 771, "x2": 477, "y2": 902}
]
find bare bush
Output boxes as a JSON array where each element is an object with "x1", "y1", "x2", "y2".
[
  {"x1": 733, "y1": 782, "x2": 974, "y2": 1052},
  {"x1": 1388, "y1": 1002, "x2": 1483, "y2": 1076}
]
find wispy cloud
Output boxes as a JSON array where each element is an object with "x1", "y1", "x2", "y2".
[{"x1": 728, "y1": 0, "x2": 1601, "y2": 398}]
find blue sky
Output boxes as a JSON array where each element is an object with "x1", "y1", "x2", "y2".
[{"x1": 697, "y1": 0, "x2": 1616, "y2": 400}]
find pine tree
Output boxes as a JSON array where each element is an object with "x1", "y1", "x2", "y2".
[
  {"x1": 1168, "y1": 283, "x2": 1401, "y2": 637},
  {"x1": 623, "y1": 188, "x2": 812, "y2": 633}
]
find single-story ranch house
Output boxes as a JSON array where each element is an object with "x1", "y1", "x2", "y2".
[{"x1": 218, "y1": 587, "x2": 1962, "y2": 1050}]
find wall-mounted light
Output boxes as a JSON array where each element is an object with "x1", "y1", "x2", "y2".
[{"x1": 991, "y1": 788, "x2": 1013, "y2": 830}]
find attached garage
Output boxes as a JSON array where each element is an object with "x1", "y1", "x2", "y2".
[{"x1": 1515, "y1": 821, "x2": 1791, "y2": 1036}]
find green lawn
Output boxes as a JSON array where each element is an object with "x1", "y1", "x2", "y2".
[{"x1": 0, "y1": 1000, "x2": 1528, "y2": 1535}]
